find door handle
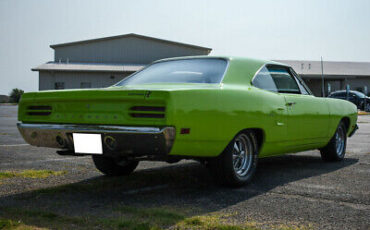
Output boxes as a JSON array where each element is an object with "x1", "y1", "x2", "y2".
[{"x1": 286, "y1": 102, "x2": 296, "y2": 106}]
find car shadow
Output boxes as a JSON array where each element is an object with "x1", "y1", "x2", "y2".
[{"x1": 0, "y1": 153, "x2": 359, "y2": 228}]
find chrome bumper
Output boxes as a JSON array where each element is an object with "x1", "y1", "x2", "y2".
[{"x1": 17, "y1": 123, "x2": 175, "y2": 156}]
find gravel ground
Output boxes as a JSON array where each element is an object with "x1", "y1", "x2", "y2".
[{"x1": 0, "y1": 105, "x2": 369, "y2": 229}]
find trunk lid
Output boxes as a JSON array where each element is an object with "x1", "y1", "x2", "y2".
[{"x1": 18, "y1": 87, "x2": 171, "y2": 126}]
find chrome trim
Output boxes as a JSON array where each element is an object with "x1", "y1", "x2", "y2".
[
  {"x1": 17, "y1": 123, "x2": 176, "y2": 155},
  {"x1": 17, "y1": 123, "x2": 167, "y2": 134},
  {"x1": 250, "y1": 64, "x2": 280, "y2": 95},
  {"x1": 218, "y1": 58, "x2": 231, "y2": 84},
  {"x1": 232, "y1": 133, "x2": 253, "y2": 177},
  {"x1": 250, "y1": 63, "x2": 267, "y2": 85}
]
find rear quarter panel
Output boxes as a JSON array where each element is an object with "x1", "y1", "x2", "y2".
[
  {"x1": 325, "y1": 97, "x2": 358, "y2": 137},
  {"x1": 168, "y1": 85, "x2": 289, "y2": 157}
]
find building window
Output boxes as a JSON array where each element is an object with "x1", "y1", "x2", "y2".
[
  {"x1": 55, "y1": 82, "x2": 65, "y2": 90},
  {"x1": 301, "y1": 63, "x2": 304, "y2": 69},
  {"x1": 308, "y1": 63, "x2": 311, "y2": 69},
  {"x1": 80, "y1": 82, "x2": 92, "y2": 88}
]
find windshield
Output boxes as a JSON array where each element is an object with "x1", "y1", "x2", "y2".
[
  {"x1": 354, "y1": 91, "x2": 366, "y2": 98},
  {"x1": 115, "y1": 58, "x2": 228, "y2": 86}
]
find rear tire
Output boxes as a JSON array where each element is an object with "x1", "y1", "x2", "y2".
[
  {"x1": 209, "y1": 131, "x2": 258, "y2": 187},
  {"x1": 92, "y1": 155, "x2": 139, "y2": 176},
  {"x1": 320, "y1": 121, "x2": 347, "y2": 162}
]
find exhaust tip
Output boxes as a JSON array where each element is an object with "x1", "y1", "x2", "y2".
[
  {"x1": 104, "y1": 136, "x2": 117, "y2": 150},
  {"x1": 56, "y1": 136, "x2": 65, "y2": 147}
]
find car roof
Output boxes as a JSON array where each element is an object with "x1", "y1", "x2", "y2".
[
  {"x1": 329, "y1": 90, "x2": 366, "y2": 97},
  {"x1": 154, "y1": 55, "x2": 289, "y2": 66}
]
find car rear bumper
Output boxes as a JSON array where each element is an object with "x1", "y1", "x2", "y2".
[{"x1": 17, "y1": 123, "x2": 175, "y2": 156}]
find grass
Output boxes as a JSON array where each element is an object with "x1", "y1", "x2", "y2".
[
  {"x1": 0, "y1": 170, "x2": 66, "y2": 180},
  {"x1": 0, "y1": 103, "x2": 17, "y2": 106},
  {"x1": 1, "y1": 208, "x2": 99, "y2": 230},
  {"x1": 0, "y1": 219, "x2": 19, "y2": 229},
  {"x1": 0, "y1": 206, "x2": 314, "y2": 230},
  {"x1": 113, "y1": 205, "x2": 185, "y2": 226},
  {"x1": 175, "y1": 215, "x2": 313, "y2": 230},
  {"x1": 0, "y1": 218, "x2": 47, "y2": 230},
  {"x1": 1, "y1": 207, "x2": 170, "y2": 230},
  {"x1": 175, "y1": 215, "x2": 258, "y2": 230}
]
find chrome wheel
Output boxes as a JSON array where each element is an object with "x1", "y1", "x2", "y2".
[
  {"x1": 232, "y1": 134, "x2": 253, "y2": 177},
  {"x1": 320, "y1": 121, "x2": 347, "y2": 162},
  {"x1": 209, "y1": 130, "x2": 258, "y2": 186},
  {"x1": 335, "y1": 125, "x2": 345, "y2": 157}
]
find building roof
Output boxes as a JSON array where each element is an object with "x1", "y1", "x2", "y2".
[
  {"x1": 50, "y1": 33, "x2": 212, "y2": 53},
  {"x1": 32, "y1": 62, "x2": 145, "y2": 73},
  {"x1": 275, "y1": 60, "x2": 370, "y2": 77}
]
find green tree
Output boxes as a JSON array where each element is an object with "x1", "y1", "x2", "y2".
[{"x1": 9, "y1": 88, "x2": 24, "y2": 103}]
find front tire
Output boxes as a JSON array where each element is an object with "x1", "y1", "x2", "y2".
[
  {"x1": 92, "y1": 155, "x2": 139, "y2": 176},
  {"x1": 209, "y1": 131, "x2": 258, "y2": 187},
  {"x1": 320, "y1": 121, "x2": 347, "y2": 162}
]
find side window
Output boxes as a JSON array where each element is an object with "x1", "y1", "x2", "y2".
[
  {"x1": 252, "y1": 67, "x2": 278, "y2": 92},
  {"x1": 339, "y1": 93, "x2": 347, "y2": 98},
  {"x1": 297, "y1": 81, "x2": 309, "y2": 95},
  {"x1": 333, "y1": 93, "x2": 346, "y2": 99},
  {"x1": 267, "y1": 66, "x2": 300, "y2": 94},
  {"x1": 349, "y1": 93, "x2": 357, "y2": 102}
]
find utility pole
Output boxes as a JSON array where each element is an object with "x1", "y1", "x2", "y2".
[{"x1": 321, "y1": 56, "x2": 325, "y2": 97}]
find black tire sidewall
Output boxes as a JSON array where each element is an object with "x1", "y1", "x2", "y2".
[
  {"x1": 212, "y1": 131, "x2": 259, "y2": 187},
  {"x1": 92, "y1": 155, "x2": 139, "y2": 176}
]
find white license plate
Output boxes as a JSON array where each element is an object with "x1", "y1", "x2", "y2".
[{"x1": 73, "y1": 133, "x2": 103, "y2": 154}]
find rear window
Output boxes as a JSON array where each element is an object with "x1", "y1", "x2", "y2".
[{"x1": 116, "y1": 58, "x2": 228, "y2": 86}]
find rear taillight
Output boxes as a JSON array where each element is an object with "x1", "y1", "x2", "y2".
[
  {"x1": 26, "y1": 105, "x2": 52, "y2": 116},
  {"x1": 129, "y1": 106, "x2": 165, "y2": 118}
]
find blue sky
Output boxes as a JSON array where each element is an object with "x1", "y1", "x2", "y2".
[{"x1": 1, "y1": 0, "x2": 369, "y2": 94}]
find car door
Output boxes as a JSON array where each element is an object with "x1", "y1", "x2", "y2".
[
  {"x1": 251, "y1": 66, "x2": 288, "y2": 151},
  {"x1": 266, "y1": 65, "x2": 330, "y2": 146}
]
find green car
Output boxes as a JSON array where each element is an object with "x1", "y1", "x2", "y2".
[{"x1": 17, "y1": 56, "x2": 358, "y2": 186}]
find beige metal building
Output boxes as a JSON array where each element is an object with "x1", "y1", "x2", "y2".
[
  {"x1": 276, "y1": 60, "x2": 370, "y2": 97},
  {"x1": 33, "y1": 33, "x2": 211, "y2": 90}
]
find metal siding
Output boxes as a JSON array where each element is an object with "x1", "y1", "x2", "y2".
[
  {"x1": 54, "y1": 37, "x2": 209, "y2": 64},
  {"x1": 346, "y1": 77, "x2": 370, "y2": 92},
  {"x1": 39, "y1": 71, "x2": 130, "y2": 90},
  {"x1": 39, "y1": 72, "x2": 55, "y2": 90}
]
